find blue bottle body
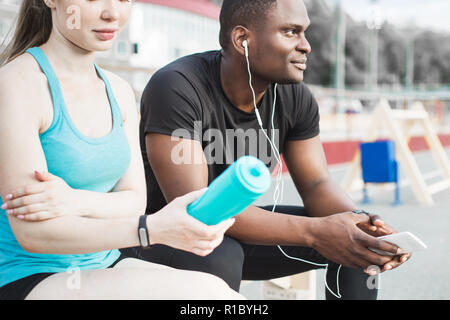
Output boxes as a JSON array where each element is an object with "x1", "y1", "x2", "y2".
[{"x1": 187, "y1": 156, "x2": 271, "y2": 225}]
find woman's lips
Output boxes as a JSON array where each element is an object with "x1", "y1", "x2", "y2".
[{"x1": 93, "y1": 29, "x2": 117, "y2": 41}]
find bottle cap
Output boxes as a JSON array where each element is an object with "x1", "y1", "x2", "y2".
[{"x1": 235, "y1": 156, "x2": 271, "y2": 195}]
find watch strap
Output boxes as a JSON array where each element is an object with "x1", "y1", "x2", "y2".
[{"x1": 138, "y1": 215, "x2": 150, "y2": 248}]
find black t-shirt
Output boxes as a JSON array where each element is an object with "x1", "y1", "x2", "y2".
[{"x1": 139, "y1": 50, "x2": 320, "y2": 214}]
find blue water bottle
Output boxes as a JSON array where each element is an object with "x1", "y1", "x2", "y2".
[{"x1": 187, "y1": 156, "x2": 271, "y2": 225}]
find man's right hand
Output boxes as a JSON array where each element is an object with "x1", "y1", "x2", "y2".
[{"x1": 309, "y1": 212, "x2": 402, "y2": 271}]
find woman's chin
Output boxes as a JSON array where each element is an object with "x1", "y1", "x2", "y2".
[{"x1": 75, "y1": 41, "x2": 115, "y2": 53}]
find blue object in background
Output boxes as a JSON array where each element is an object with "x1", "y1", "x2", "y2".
[
  {"x1": 360, "y1": 140, "x2": 402, "y2": 206},
  {"x1": 187, "y1": 156, "x2": 272, "y2": 225}
]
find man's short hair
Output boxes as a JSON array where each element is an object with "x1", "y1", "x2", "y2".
[{"x1": 219, "y1": 0, "x2": 277, "y2": 50}]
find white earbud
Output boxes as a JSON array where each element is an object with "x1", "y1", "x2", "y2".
[{"x1": 242, "y1": 40, "x2": 249, "y2": 57}]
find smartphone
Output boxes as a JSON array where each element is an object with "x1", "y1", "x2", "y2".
[{"x1": 370, "y1": 231, "x2": 427, "y2": 256}]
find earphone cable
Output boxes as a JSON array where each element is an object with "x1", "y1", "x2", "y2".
[{"x1": 244, "y1": 45, "x2": 342, "y2": 299}]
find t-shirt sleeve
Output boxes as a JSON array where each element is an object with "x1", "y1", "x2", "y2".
[
  {"x1": 285, "y1": 83, "x2": 320, "y2": 141},
  {"x1": 140, "y1": 68, "x2": 202, "y2": 141}
]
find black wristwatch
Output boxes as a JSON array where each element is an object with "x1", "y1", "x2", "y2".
[
  {"x1": 352, "y1": 209, "x2": 371, "y2": 215},
  {"x1": 138, "y1": 215, "x2": 150, "y2": 248}
]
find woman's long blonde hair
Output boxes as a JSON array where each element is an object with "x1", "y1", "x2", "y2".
[{"x1": 0, "y1": 0, "x2": 52, "y2": 66}]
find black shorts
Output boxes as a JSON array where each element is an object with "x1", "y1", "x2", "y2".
[{"x1": 0, "y1": 254, "x2": 128, "y2": 300}]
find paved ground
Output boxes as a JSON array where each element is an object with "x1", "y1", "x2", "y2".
[{"x1": 239, "y1": 149, "x2": 450, "y2": 300}]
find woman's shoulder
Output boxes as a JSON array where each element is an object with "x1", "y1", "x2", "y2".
[
  {"x1": 101, "y1": 68, "x2": 135, "y2": 97},
  {"x1": 100, "y1": 68, "x2": 138, "y2": 122},
  {"x1": 0, "y1": 52, "x2": 50, "y2": 125},
  {"x1": 0, "y1": 52, "x2": 46, "y2": 98},
  {"x1": 0, "y1": 51, "x2": 43, "y2": 81}
]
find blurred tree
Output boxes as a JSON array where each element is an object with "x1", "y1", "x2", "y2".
[
  {"x1": 344, "y1": 21, "x2": 368, "y2": 87},
  {"x1": 414, "y1": 31, "x2": 450, "y2": 85},
  {"x1": 377, "y1": 23, "x2": 407, "y2": 86},
  {"x1": 303, "y1": 0, "x2": 336, "y2": 85}
]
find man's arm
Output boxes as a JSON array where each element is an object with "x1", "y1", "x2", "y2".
[
  {"x1": 283, "y1": 135, "x2": 414, "y2": 271},
  {"x1": 147, "y1": 133, "x2": 316, "y2": 246},
  {"x1": 283, "y1": 136, "x2": 358, "y2": 217},
  {"x1": 147, "y1": 134, "x2": 209, "y2": 201},
  {"x1": 147, "y1": 133, "x2": 402, "y2": 269}
]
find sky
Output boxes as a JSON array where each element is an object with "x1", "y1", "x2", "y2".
[{"x1": 331, "y1": 0, "x2": 450, "y2": 34}]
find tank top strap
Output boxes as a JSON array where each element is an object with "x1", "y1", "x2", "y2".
[
  {"x1": 94, "y1": 63, "x2": 124, "y2": 128},
  {"x1": 26, "y1": 47, "x2": 64, "y2": 121}
]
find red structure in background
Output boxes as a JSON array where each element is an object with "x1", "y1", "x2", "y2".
[
  {"x1": 322, "y1": 134, "x2": 450, "y2": 166},
  {"x1": 270, "y1": 135, "x2": 450, "y2": 175},
  {"x1": 274, "y1": 134, "x2": 450, "y2": 174},
  {"x1": 136, "y1": 0, "x2": 221, "y2": 20}
]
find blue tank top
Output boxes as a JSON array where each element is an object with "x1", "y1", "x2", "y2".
[{"x1": 0, "y1": 47, "x2": 131, "y2": 288}]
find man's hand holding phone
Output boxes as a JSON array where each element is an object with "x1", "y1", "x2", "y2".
[{"x1": 309, "y1": 212, "x2": 413, "y2": 274}]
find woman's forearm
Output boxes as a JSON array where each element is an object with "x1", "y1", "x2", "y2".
[
  {"x1": 73, "y1": 189, "x2": 147, "y2": 219},
  {"x1": 12, "y1": 188, "x2": 237, "y2": 258},
  {"x1": 13, "y1": 215, "x2": 141, "y2": 254},
  {"x1": 1, "y1": 173, "x2": 147, "y2": 221}
]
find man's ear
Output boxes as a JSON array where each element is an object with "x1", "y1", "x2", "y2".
[{"x1": 230, "y1": 26, "x2": 250, "y2": 57}]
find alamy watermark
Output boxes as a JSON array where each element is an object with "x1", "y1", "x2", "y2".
[
  {"x1": 170, "y1": 121, "x2": 280, "y2": 171},
  {"x1": 66, "y1": 5, "x2": 81, "y2": 30},
  {"x1": 366, "y1": 265, "x2": 381, "y2": 290},
  {"x1": 66, "y1": 264, "x2": 81, "y2": 291}
]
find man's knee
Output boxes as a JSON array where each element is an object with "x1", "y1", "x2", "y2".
[
  {"x1": 172, "y1": 236, "x2": 245, "y2": 291},
  {"x1": 203, "y1": 236, "x2": 244, "y2": 274}
]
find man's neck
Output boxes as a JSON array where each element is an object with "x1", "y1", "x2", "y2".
[{"x1": 220, "y1": 51, "x2": 270, "y2": 114}]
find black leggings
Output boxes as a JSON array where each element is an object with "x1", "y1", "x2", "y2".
[{"x1": 121, "y1": 206, "x2": 378, "y2": 300}]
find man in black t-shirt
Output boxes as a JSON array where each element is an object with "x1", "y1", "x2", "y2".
[
  {"x1": 140, "y1": 49, "x2": 320, "y2": 214},
  {"x1": 133, "y1": 0, "x2": 410, "y2": 299}
]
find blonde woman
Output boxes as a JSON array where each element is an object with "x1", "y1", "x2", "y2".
[{"x1": 0, "y1": 0, "x2": 241, "y2": 300}]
